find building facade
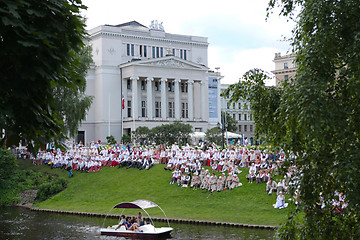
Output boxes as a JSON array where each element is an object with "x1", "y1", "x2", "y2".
[
  {"x1": 220, "y1": 84, "x2": 255, "y2": 140},
  {"x1": 79, "y1": 21, "x2": 221, "y2": 144},
  {"x1": 272, "y1": 52, "x2": 296, "y2": 87}
]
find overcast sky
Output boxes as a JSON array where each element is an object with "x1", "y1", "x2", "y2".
[{"x1": 81, "y1": 0, "x2": 295, "y2": 85}]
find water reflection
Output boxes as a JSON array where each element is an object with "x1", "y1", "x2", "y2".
[{"x1": 0, "y1": 207, "x2": 274, "y2": 240}]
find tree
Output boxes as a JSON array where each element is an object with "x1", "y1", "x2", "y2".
[
  {"x1": 222, "y1": 111, "x2": 237, "y2": 132},
  {"x1": 223, "y1": 0, "x2": 360, "y2": 238},
  {"x1": 52, "y1": 45, "x2": 93, "y2": 138},
  {"x1": 205, "y1": 127, "x2": 222, "y2": 146},
  {"x1": 149, "y1": 122, "x2": 192, "y2": 146},
  {"x1": 132, "y1": 126, "x2": 151, "y2": 144},
  {"x1": 0, "y1": 0, "x2": 88, "y2": 152}
]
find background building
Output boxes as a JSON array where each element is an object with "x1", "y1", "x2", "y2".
[
  {"x1": 79, "y1": 21, "x2": 221, "y2": 144},
  {"x1": 272, "y1": 52, "x2": 296, "y2": 87},
  {"x1": 220, "y1": 84, "x2": 255, "y2": 141}
]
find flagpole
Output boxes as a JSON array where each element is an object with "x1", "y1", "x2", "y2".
[{"x1": 121, "y1": 96, "x2": 124, "y2": 140}]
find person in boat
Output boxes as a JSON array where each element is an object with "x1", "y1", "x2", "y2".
[
  {"x1": 137, "y1": 212, "x2": 145, "y2": 226},
  {"x1": 115, "y1": 215, "x2": 126, "y2": 230},
  {"x1": 125, "y1": 216, "x2": 141, "y2": 232}
]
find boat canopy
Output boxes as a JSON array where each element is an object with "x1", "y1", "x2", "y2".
[{"x1": 114, "y1": 200, "x2": 158, "y2": 209}]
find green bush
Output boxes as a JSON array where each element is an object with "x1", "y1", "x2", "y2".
[
  {"x1": 106, "y1": 135, "x2": 117, "y2": 145},
  {"x1": 36, "y1": 177, "x2": 67, "y2": 202}
]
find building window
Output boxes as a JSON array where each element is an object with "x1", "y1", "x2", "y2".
[
  {"x1": 160, "y1": 47, "x2": 163, "y2": 57},
  {"x1": 244, "y1": 114, "x2": 247, "y2": 121},
  {"x1": 127, "y1": 101, "x2": 132, "y2": 117},
  {"x1": 168, "y1": 82, "x2": 172, "y2": 92},
  {"x1": 233, "y1": 114, "x2": 236, "y2": 120},
  {"x1": 284, "y1": 62, "x2": 288, "y2": 69},
  {"x1": 141, "y1": 80, "x2": 146, "y2": 90},
  {"x1": 184, "y1": 50, "x2": 187, "y2": 60},
  {"x1": 250, "y1": 114, "x2": 253, "y2": 121},
  {"x1": 181, "y1": 82, "x2": 188, "y2": 93},
  {"x1": 127, "y1": 80, "x2": 131, "y2": 89},
  {"x1": 195, "y1": 128, "x2": 202, "y2": 132},
  {"x1": 239, "y1": 114, "x2": 241, "y2": 120},
  {"x1": 238, "y1": 103, "x2": 241, "y2": 109},
  {"x1": 250, "y1": 125, "x2": 253, "y2": 132},
  {"x1": 141, "y1": 101, "x2": 146, "y2": 117},
  {"x1": 232, "y1": 103, "x2": 236, "y2": 109},
  {"x1": 156, "y1": 47, "x2": 159, "y2": 58},
  {"x1": 139, "y1": 45, "x2": 147, "y2": 57},
  {"x1": 180, "y1": 49, "x2": 183, "y2": 59},
  {"x1": 168, "y1": 102, "x2": 174, "y2": 118},
  {"x1": 172, "y1": 49, "x2": 175, "y2": 55},
  {"x1": 154, "y1": 81, "x2": 159, "y2": 91},
  {"x1": 284, "y1": 75, "x2": 289, "y2": 80},
  {"x1": 244, "y1": 125, "x2": 247, "y2": 132},
  {"x1": 238, "y1": 125, "x2": 242, "y2": 132},
  {"x1": 181, "y1": 102, "x2": 188, "y2": 118},
  {"x1": 227, "y1": 102, "x2": 230, "y2": 109},
  {"x1": 126, "y1": 44, "x2": 134, "y2": 56},
  {"x1": 152, "y1": 46, "x2": 155, "y2": 58},
  {"x1": 155, "y1": 101, "x2": 161, "y2": 117}
]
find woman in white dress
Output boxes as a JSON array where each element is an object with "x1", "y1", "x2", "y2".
[{"x1": 273, "y1": 192, "x2": 288, "y2": 209}]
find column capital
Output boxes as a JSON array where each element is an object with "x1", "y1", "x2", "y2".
[
  {"x1": 130, "y1": 76, "x2": 139, "y2": 81},
  {"x1": 160, "y1": 78, "x2": 167, "y2": 82},
  {"x1": 188, "y1": 79, "x2": 194, "y2": 84},
  {"x1": 174, "y1": 78, "x2": 181, "y2": 83},
  {"x1": 146, "y1": 77, "x2": 154, "y2": 82}
]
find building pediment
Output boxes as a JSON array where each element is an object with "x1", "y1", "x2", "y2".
[{"x1": 121, "y1": 56, "x2": 208, "y2": 71}]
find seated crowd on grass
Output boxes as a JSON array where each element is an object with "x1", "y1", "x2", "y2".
[{"x1": 24, "y1": 139, "x2": 349, "y2": 212}]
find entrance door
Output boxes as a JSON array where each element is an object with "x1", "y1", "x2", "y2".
[{"x1": 76, "y1": 131, "x2": 85, "y2": 145}]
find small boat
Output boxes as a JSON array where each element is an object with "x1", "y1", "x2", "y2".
[{"x1": 100, "y1": 199, "x2": 173, "y2": 238}]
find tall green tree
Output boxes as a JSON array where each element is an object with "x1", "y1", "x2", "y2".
[
  {"x1": 0, "y1": 0, "x2": 88, "y2": 151},
  {"x1": 223, "y1": 0, "x2": 360, "y2": 238},
  {"x1": 52, "y1": 45, "x2": 93, "y2": 138}
]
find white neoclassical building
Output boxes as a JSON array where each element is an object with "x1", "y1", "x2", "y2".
[{"x1": 79, "y1": 21, "x2": 222, "y2": 144}]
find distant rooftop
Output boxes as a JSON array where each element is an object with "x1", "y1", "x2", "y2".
[{"x1": 106, "y1": 20, "x2": 148, "y2": 29}]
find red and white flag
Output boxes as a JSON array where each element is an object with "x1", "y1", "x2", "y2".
[{"x1": 122, "y1": 96, "x2": 125, "y2": 110}]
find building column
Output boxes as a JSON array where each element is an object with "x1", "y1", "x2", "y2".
[
  {"x1": 160, "y1": 78, "x2": 167, "y2": 120},
  {"x1": 200, "y1": 80, "x2": 207, "y2": 121},
  {"x1": 131, "y1": 76, "x2": 139, "y2": 120},
  {"x1": 174, "y1": 78, "x2": 181, "y2": 120},
  {"x1": 146, "y1": 77, "x2": 153, "y2": 120},
  {"x1": 188, "y1": 80, "x2": 194, "y2": 120}
]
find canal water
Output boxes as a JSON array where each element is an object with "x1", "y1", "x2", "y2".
[{"x1": 0, "y1": 207, "x2": 274, "y2": 239}]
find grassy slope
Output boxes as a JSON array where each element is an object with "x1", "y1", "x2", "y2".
[{"x1": 19, "y1": 160, "x2": 292, "y2": 226}]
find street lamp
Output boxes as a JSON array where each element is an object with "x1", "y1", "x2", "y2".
[{"x1": 217, "y1": 122, "x2": 225, "y2": 149}]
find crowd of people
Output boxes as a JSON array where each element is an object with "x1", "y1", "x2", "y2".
[{"x1": 29, "y1": 139, "x2": 306, "y2": 209}]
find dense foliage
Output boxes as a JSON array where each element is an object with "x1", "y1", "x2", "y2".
[
  {"x1": 131, "y1": 122, "x2": 192, "y2": 146},
  {"x1": 36, "y1": 178, "x2": 67, "y2": 202},
  {"x1": 0, "y1": 149, "x2": 67, "y2": 205},
  {"x1": 205, "y1": 127, "x2": 223, "y2": 146},
  {"x1": 0, "y1": 0, "x2": 88, "y2": 151},
  {"x1": 0, "y1": 148, "x2": 18, "y2": 204},
  {"x1": 223, "y1": 0, "x2": 360, "y2": 239}
]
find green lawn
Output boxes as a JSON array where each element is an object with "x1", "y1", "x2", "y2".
[{"x1": 19, "y1": 159, "x2": 293, "y2": 226}]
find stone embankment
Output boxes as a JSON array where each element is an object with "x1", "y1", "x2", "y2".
[{"x1": 17, "y1": 204, "x2": 276, "y2": 230}]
